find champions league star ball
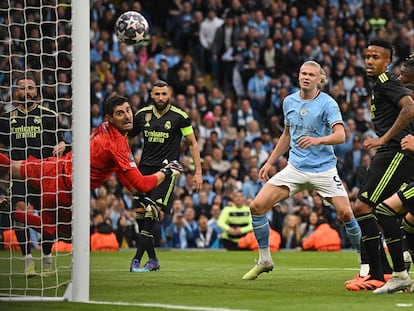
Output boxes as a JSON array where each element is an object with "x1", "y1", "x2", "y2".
[{"x1": 115, "y1": 11, "x2": 150, "y2": 45}]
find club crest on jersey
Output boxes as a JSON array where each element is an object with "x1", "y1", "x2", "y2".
[
  {"x1": 34, "y1": 116, "x2": 41, "y2": 124},
  {"x1": 300, "y1": 108, "x2": 307, "y2": 116},
  {"x1": 128, "y1": 153, "x2": 137, "y2": 167},
  {"x1": 144, "y1": 113, "x2": 152, "y2": 127},
  {"x1": 165, "y1": 121, "x2": 171, "y2": 130}
]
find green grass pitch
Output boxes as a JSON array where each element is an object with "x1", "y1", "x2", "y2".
[{"x1": 1, "y1": 249, "x2": 413, "y2": 311}]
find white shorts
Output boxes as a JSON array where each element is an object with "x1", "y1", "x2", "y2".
[{"x1": 268, "y1": 163, "x2": 348, "y2": 198}]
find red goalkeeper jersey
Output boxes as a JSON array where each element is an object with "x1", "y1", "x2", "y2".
[
  {"x1": 21, "y1": 121, "x2": 158, "y2": 208},
  {"x1": 89, "y1": 121, "x2": 157, "y2": 191}
]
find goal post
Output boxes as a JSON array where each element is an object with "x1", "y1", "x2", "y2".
[
  {"x1": 71, "y1": 0, "x2": 90, "y2": 303},
  {"x1": 0, "y1": 0, "x2": 90, "y2": 302}
]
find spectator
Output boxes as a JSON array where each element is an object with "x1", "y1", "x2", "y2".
[
  {"x1": 343, "y1": 135, "x2": 364, "y2": 189},
  {"x1": 115, "y1": 214, "x2": 138, "y2": 248},
  {"x1": 165, "y1": 210, "x2": 195, "y2": 249},
  {"x1": 124, "y1": 69, "x2": 142, "y2": 97},
  {"x1": 194, "y1": 211, "x2": 220, "y2": 249},
  {"x1": 194, "y1": 190, "x2": 211, "y2": 219},
  {"x1": 351, "y1": 75, "x2": 369, "y2": 104},
  {"x1": 302, "y1": 216, "x2": 342, "y2": 251},
  {"x1": 354, "y1": 106, "x2": 371, "y2": 135},
  {"x1": 172, "y1": 1, "x2": 193, "y2": 54},
  {"x1": 260, "y1": 129, "x2": 274, "y2": 154},
  {"x1": 90, "y1": 218, "x2": 119, "y2": 252},
  {"x1": 259, "y1": 37, "x2": 278, "y2": 77},
  {"x1": 233, "y1": 98, "x2": 256, "y2": 129},
  {"x1": 219, "y1": 115, "x2": 237, "y2": 150},
  {"x1": 250, "y1": 137, "x2": 268, "y2": 167},
  {"x1": 210, "y1": 146, "x2": 231, "y2": 176},
  {"x1": 217, "y1": 191, "x2": 253, "y2": 250},
  {"x1": 298, "y1": 6, "x2": 323, "y2": 44},
  {"x1": 353, "y1": 151, "x2": 372, "y2": 193},
  {"x1": 199, "y1": 8, "x2": 223, "y2": 76},
  {"x1": 242, "y1": 167, "x2": 263, "y2": 200},
  {"x1": 247, "y1": 66, "x2": 271, "y2": 123},
  {"x1": 208, "y1": 203, "x2": 223, "y2": 237},
  {"x1": 212, "y1": 12, "x2": 239, "y2": 89},
  {"x1": 299, "y1": 211, "x2": 319, "y2": 241},
  {"x1": 154, "y1": 41, "x2": 180, "y2": 68},
  {"x1": 198, "y1": 111, "x2": 220, "y2": 149},
  {"x1": 281, "y1": 214, "x2": 301, "y2": 250}
]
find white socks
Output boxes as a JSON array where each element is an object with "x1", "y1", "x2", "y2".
[
  {"x1": 393, "y1": 270, "x2": 410, "y2": 280},
  {"x1": 259, "y1": 248, "x2": 272, "y2": 263},
  {"x1": 359, "y1": 263, "x2": 370, "y2": 277}
]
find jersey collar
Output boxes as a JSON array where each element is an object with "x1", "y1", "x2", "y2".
[{"x1": 152, "y1": 104, "x2": 171, "y2": 118}]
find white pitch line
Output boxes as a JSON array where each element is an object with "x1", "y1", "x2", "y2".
[
  {"x1": 89, "y1": 300, "x2": 254, "y2": 311},
  {"x1": 288, "y1": 268, "x2": 358, "y2": 271}
]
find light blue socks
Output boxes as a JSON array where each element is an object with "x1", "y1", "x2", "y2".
[
  {"x1": 344, "y1": 218, "x2": 361, "y2": 252},
  {"x1": 252, "y1": 214, "x2": 270, "y2": 249}
]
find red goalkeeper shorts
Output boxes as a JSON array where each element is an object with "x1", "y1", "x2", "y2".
[{"x1": 21, "y1": 155, "x2": 73, "y2": 208}]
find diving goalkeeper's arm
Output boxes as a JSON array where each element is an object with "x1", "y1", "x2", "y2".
[{"x1": 117, "y1": 159, "x2": 185, "y2": 194}]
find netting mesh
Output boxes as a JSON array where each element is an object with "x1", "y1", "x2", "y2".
[{"x1": 0, "y1": 0, "x2": 73, "y2": 299}]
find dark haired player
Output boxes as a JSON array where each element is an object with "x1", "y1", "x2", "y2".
[
  {"x1": 362, "y1": 68, "x2": 414, "y2": 294},
  {"x1": 0, "y1": 75, "x2": 66, "y2": 277},
  {"x1": 0, "y1": 95, "x2": 184, "y2": 252},
  {"x1": 346, "y1": 39, "x2": 414, "y2": 292},
  {"x1": 128, "y1": 79, "x2": 202, "y2": 272},
  {"x1": 398, "y1": 56, "x2": 414, "y2": 85}
]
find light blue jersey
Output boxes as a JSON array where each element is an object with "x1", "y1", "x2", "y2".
[{"x1": 283, "y1": 91, "x2": 343, "y2": 173}]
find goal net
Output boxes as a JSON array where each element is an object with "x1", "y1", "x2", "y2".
[{"x1": 0, "y1": 0, "x2": 90, "y2": 302}]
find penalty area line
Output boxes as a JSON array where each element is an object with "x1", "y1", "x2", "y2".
[{"x1": 89, "y1": 300, "x2": 254, "y2": 311}]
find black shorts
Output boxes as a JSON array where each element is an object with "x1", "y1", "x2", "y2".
[
  {"x1": 397, "y1": 182, "x2": 414, "y2": 214},
  {"x1": 11, "y1": 179, "x2": 41, "y2": 210},
  {"x1": 358, "y1": 150, "x2": 414, "y2": 208},
  {"x1": 138, "y1": 164, "x2": 175, "y2": 213}
]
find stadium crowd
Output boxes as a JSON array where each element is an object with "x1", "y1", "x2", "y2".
[{"x1": 2, "y1": 0, "x2": 414, "y2": 251}]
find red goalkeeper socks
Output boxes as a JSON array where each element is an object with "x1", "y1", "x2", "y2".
[
  {"x1": 0, "y1": 152, "x2": 10, "y2": 172},
  {"x1": 13, "y1": 211, "x2": 56, "y2": 237}
]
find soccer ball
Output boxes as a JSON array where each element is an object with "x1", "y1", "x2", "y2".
[{"x1": 115, "y1": 11, "x2": 150, "y2": 45}]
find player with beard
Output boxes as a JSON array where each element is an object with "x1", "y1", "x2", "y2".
[
  {"x1": 128, "y1": 79, "x2": 202, "y2": 272},
  {"x1": 0, "y1": 74, "x2": 66, "y2": 277}
]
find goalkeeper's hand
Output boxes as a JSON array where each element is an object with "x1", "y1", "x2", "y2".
[
  {"x1": 133, "y1": 194, "x2": 160, "y2": 222},
  {"x1": 160, "y1": 159, "x2": 184, "y2": 178}
]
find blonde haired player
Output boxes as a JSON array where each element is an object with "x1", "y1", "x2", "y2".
[{"x1": 242, "y1": 61, "x2": 361, "y2": 280}]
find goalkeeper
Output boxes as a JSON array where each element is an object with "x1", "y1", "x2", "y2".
[
  {"x1": 128, "y1": 79, "x2": 202, "y2": 272},
  {"x1": 0, "y1": 95, "x2": 184, "y2": 239}
]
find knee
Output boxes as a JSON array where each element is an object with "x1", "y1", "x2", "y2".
[
  {"x1": 337, "y1": 209, "x2": 354, "y2": 222},
  {"x1": 250, "y1": 200, "x2": 265, "y2": 216},
  {"x1": 352, "y1": 200, "x2": 372, "y2": 216}
]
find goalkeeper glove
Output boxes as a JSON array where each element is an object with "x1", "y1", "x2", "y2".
[
  {"x1": 160, "y1": 159, "x2": 184, "y2": 178},
  {"x1": 133, "y1": 194, "x2": 160, "y2": 222}
]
